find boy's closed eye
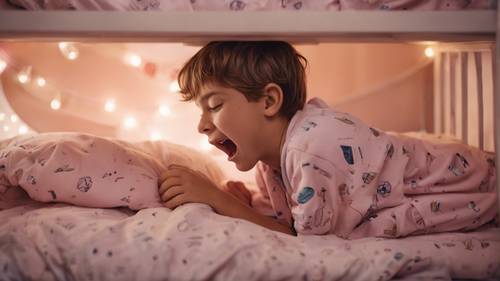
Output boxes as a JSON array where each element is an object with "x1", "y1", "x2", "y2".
[{"x1": 207, "y1": 103, "x2": 223, "y2": 112}]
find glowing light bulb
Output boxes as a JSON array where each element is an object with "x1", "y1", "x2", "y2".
[
  {"x1": 104, "y1": 99, "x2": 116, "y2": 113},
  {"x1": 67, "y1": 50, "x2": 79, "y2": 60},
  {"x1": 50, "y1": 98, "x2": 61, "y2": 110},
  {"x1": 0, "y1": 58, "x2": 6, "y2": 74},
  {"x1": 36, "y1": 77, "x2": 46, "y2": 87},
  {"x1": 150, "y1": 131, "x2": 162, "y2": 141},
  {"x1": 18, "y1": 125, "x2": 28, "y2": 135},
  {"x1": 158, "y1": 104, "x2": 171, "y2": 117},
  {"x1": 169, "y1": 81, "x2": 180, "y2": 93},
  {"x1": 425, "y1": 47, "x2": 435, "y2": 58},
  {"x1": 3, "y1": 125, "x2": 9, "y2": 132},
  {"x1": 10, "y1": 114, "x2": 17, "y2": 123},
  {"x1": 126, "y1": 54, "x2": 142, "y2": 67},
  {"x1": 58, "y1": 42, "x2": 69, "y2": 50},
  {"x1": 123, "y1": 116, "x2": 137, "y2": 129},
  {"x1": 0, "y1": 113, "x2": 5, "y2": 121},
  {"x1": 59, "y1": 42, "x2": 79, "y2": 60},
  {"x1": 17, "y1": 66, "x2": 32, "y2": 84}
]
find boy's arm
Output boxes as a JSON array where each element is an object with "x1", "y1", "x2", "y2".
[
  {"x1": 285, "y1": 149, "x2": 343, "y2": 235},
  {"x1": 211, "y1": 191, "x2": 296, "y2": 236},
  {"x1": 159, "y1": 165, "x2": 295, "y2": 236}
]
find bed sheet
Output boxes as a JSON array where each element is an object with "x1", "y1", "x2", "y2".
[
  {"x1": 1, "y1": 195, "x2": 499, "y2": 281},
  {"x1": 3, "y1": 0, "x2": 496, "y2": 11}
]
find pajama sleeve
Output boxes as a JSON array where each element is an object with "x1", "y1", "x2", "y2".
[{"x1": 285, "y1": 149, "x2": 343, "y2": 235}]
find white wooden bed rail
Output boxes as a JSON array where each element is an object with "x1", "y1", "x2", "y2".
[
  {"x1": 495, "y1": 5, "x2": 500, "y2": 224},
  {"x1": 0, "y1": 11, "x2": 496, "y2": 42}
]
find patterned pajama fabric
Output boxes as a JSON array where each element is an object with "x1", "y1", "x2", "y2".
[{"x1": 256, "y1": 98, "x2": 497, "y2": 239}]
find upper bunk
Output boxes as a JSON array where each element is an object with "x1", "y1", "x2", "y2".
[{"x1": 0, "y1": 0, "x2": 497, "y2": 43}]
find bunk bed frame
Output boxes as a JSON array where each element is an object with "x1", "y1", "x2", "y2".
[
  {"x1": 0, "y1": 10, "x2": 496, "y2": 42},
  {"x1": 0, "y1": 9, "x2": 499, "y2": 217}
]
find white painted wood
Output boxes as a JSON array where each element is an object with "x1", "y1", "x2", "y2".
[
  {"x1": 482, "y1": 51, "x2": 494, "y2": 152},
  {"x1": 434, "y1": 51, "x2": 442, "y2": 134},
  {"x1": 495, "y1": 5, "x2": 500, "y2": 222},
  {"x1": 444, "y1": 53, "x2": 451, "y2": 136},
  {"x1": 0, "y1": 11, "x2": 496, "y2": 42},
  {"x1": 468, "y1": 52, "x2": 480, "y2": 148}
]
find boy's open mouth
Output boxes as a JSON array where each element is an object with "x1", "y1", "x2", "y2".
[{"x1": 214, "y1": 138, "x2": 237, "y2": 159}]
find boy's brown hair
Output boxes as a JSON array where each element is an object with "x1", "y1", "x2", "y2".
[{"x1": 177, "y1": 41, "x2": 307, "y2": 119}]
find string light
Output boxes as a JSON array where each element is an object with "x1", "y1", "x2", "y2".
[
  {"x1": 150, "y1": 131, "x2": 162, "y2": 141},
  {"x1": 58, "y1": 42, "x2": 68, "y2": 50},
  {"x1": 18, "y1": 125, "x2": 28, "y2": 135},
  {"x1": 58, "y1": 42, "x2": 79, "y2": 60},
  {"x1": 104, "y1": 99, "x2": 116, "y2": 113},
  {"x1": 67, "y1": 50, "x2": 79, "y2": 60},
  {"x1": 158, "y1": 104, "x2": 171, "y2": 117},
  {"x1": 125, "y1": 53, "x2": 142, "y2": 68},
  {"x1": 0, "y1": 58, "x2": 6, "y2": 74},
  {"x1": 2, "y1": 46, "x2": 188, "y2": 141},
  {"x1": 17, "y1": 66, "x2": 32, "y2": 84},
  {"x1": 425, "y1": 47, "x2": 435, "y2": 58},
  {"x1": 36, "y1": 77, "x2": 46, "y2": 87},
  {"x1": 169, "y1": 81, "x2": 180, "y2": 93},
  {"x1": 50, "y1": 97, "x2": 61, "y2": 110},
  {"x1": 123, "y1": 116, "x2": 137, "y2": 129}
]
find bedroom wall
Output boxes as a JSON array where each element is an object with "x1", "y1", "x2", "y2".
[
  {"x1": 0, "y1": 42, "x2": 433, "y2": 183},
  {"x1": 0, "y1": 42, "x2": 433, "y2": 135},
  {"x1": 297, "y1": 43, "x2": 434, "y2": 132}
]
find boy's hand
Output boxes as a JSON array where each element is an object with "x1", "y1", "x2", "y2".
[
  {"x1": 159, "y1": 165, "x2": 224, "y2": 209},
  {"x1": 222, "y1": 181, "x2": 252, "y2": 207}
]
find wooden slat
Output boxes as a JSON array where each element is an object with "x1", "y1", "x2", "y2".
[
  {"x1": 444, "y1": 52, "x2": 451, "y2": 136},
  {"x1": 495, "y1": 5, "x2": 500, "y2": 223},
  {"x1": 460, "y1": 52, "x2": 468, "y2": 143},
  {"x1": 467, "y1": 52, "x2": 480, "y2": 147},
  {"x1": 474, "y1": 52, "x2": 484, "y2": 150},
  {"x1": 450, "y1": 52, "x2": 457, "y2": 136},
  {"x1": 482, "y1": 51, "x2": 494, "y2": 152},
  {"x1": 434, "y1": 51, "x2": 442, "y2": 134},
  {"x1": 0, "y1": 11, "x2": 496, "y2": 42}
]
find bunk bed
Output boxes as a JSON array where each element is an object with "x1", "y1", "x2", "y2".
[{"x1": 0, "y1": 2, "x2": 499, "y2": 280}]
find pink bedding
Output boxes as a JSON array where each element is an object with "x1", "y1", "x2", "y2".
[
  {"x1": 0, "y1": 133, "x2": 225, "y2": 210},
  {"x1": 0, "y1": 132, "x2": 499, "y2": 280},
  {"x1": 1, "y1": 196, "x2": 499, "y2": 280},
  {"x1": 3, "y1": 0, "x2": 496, "y2": 11}
]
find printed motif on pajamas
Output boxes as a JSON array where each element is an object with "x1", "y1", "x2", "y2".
[{"x1": 256, "y1": 98, "x2": 498, "y2": 238}]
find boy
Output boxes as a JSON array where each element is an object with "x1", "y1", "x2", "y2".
[{"x1": 159, "y1": 41, "x2": 497, "y2": 238}]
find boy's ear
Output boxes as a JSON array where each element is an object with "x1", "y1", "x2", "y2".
[{"x1": 262, "y1": 83, "x2": 283, "y2": 118}]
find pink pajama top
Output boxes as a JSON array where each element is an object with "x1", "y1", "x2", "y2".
[{"x1": 255, "y1": 98, "x2": 497, "y2": 238}]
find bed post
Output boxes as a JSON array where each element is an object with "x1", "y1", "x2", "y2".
[{"x1": 495, "y1": 5, "x2": 500, "y2": 225}]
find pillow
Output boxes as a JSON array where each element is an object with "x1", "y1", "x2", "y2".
[{"x1": 0, "y1": 132, "x2": 225, "y2": 210}]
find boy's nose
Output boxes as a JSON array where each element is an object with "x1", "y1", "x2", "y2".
[{"x1": 197, "y1": 117, "x2": 214, "y2": 135}]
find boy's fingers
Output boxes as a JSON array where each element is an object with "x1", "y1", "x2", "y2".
[
  {"x1": 160, "y1": 185, "x2": 184, "y2": 202},
  {"x1": 159, "y1": 177, "x2": 182, "y2": 194},
  {"x1": 164, "y1": 193, "x2": 187, "y2": 209}
]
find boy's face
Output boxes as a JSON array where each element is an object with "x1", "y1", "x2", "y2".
[{"x1": 195, "y1": 83, "x2": 267, "y2": 171}]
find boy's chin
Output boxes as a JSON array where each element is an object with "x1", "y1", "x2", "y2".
[{"x1": 233, "y1": 160, "x2": 256, "y2": 172}]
